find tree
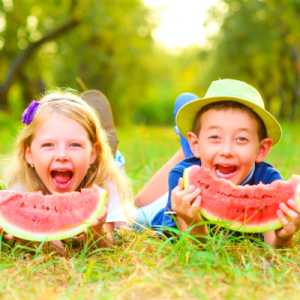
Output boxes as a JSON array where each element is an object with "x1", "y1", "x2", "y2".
[
  {"x1": 201, "y1": 0, "x2": 300, "y2": 120},
  {"x1": 0, "y1": 0, "x2": 156, "y2": 120}
]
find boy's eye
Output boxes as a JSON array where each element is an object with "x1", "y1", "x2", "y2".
[
  {"x1": 237, "y1": 137, "x2": 248, "y2": 142},
  {"x1": 209, "y1": 135, "x2": 219, "y2": 140},
  {"x1": 42, "y1": 143, "x2": 53, "y2": 147}
]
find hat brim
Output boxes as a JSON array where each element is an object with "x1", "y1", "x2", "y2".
[{"x1": 176, "y1": 96, "x2": 282, "y2": 146}]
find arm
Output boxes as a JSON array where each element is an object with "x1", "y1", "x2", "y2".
[{"x1": 135, "y1": 148, "x2": 185, "y2": 207}]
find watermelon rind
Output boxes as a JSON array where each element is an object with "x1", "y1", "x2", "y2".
[
  {"x1": 183, "y1": 168, "x2": 300, "y2": 233},
  {"x1": 200, "y1": 208, "x2": 283, "y2": 233},
  {"x1": 0, "y1": 186, "x2": 107, "y2": 241},
  {"x1": 183, "y1": 168, "x2": 190, "y2": 190}
]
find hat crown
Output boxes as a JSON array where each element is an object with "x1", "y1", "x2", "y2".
[{"x1": 205, "y1": 79, "x2": 265, "y2": 108}]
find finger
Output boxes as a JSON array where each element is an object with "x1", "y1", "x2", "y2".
[
  {"x1": 191, "y1": 195, "x2": 201, "y2": 211},
  {"x1": 91, "y1": 220, "x2": 99, "y2": 227},
  {"x1": 172, "y1": 178, "x2": 185, "y2": 194},
  {"x1": 287, "y1": 199, "x2": 300, "y2": 214},
  {"x1": 182, "y1": 188, "x2": 201, "y2": 211},
  {"x1": 277, "y1": 210, "x2": 292, "y2": 228},
  {"x1": 178, "y1": 177, "x2": 183, "y2": 189},
  {"x1": 97, "y1": 214, "x2": 104, "y2": 221},
  {"x1": 4, "y1": 233, "x2": 14, "y2": 240},
  {"x1": 279, "y1": 203, "x2": 300, "y2": 223}
]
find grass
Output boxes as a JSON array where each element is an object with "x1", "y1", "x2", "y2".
[{"x1": 1, "y1": 120, "x2": 300, "y2": 299}]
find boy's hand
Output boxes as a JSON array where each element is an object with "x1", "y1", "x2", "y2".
[
  {"x1": 171, "y1": 178, "x2": 202, "y2": 226},
  {"x1": 275, "y1": 199, "x2": 300, "y2": 242}
]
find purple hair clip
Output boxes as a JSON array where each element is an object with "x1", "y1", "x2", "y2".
[{"x1": 22, "y1": 101, "x2": 40, "y2": 125}]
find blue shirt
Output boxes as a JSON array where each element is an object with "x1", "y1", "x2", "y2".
[{"x1": 151, "y1": 157, "x2": 283, "y2": 229}]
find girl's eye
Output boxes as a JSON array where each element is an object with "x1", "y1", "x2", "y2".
[
  {"x1": 70, "y1": 143, "x2": 81, "y2": 148},
  {"x1": 237, "y1": 137, "x2": 247, "y2": 142},
  {"x1": 42, "y1": 143, "x2": 53, "y2": 147}
]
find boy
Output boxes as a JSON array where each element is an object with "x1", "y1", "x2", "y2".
[{"x1": 152, "y1": 79, "x2": 300, "y2": 248}]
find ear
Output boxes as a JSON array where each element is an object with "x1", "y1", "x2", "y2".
[
  {"x1": 187, "y1": 131, "x2": 201, "y2": 158},
  {"x1": 24, "y1": 144, "x2": 34, "y2": 165},
  {"x1": 255, "y1": 138, "x2": 273, "y2": 163},
  {"x1": 89, "y1": 142, "x2": 99, "y2": 165}
]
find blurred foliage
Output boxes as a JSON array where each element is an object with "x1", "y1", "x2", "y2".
[
  {"x1": 201, "y1": 0, "x2": 300, "y2": 120},
  {"x1": 0, "y1": 0, "x2": 300, "y2": 124}
]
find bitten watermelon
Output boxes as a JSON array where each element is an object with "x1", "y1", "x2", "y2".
[
  {"x1": 183, "y1": 166, "x2": 300, "y2": 233},
  {"x1": 0, "y1": 185, "x2": 107, "y2": 241}
]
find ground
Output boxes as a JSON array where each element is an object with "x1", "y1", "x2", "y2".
[{"x1": 0, "y1": 123, "x2": 300, "y2": 300}]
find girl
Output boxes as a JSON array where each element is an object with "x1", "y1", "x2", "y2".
[{"x1": 0, "y1": 89, "x2": 132, "y2": 250}]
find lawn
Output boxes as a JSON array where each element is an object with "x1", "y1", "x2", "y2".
[{"x1": 0, "y1": 121, "x2": 300, "y2": 300}]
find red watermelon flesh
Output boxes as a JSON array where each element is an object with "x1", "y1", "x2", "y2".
[
  {"x1": 0, "y1": 185, "x2": 107, "y2": 241},
  {"x1": 183, "y1": 166, "x2": 300, "y2": 233}
]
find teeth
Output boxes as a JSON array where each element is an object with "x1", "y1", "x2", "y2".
[{"x1": 219, "y1": 164, "x2": 235, "y2": 168}]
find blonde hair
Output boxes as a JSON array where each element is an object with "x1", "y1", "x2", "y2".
[{"x1": 2, "y1": 89, "x2": 132, "y2": 204}]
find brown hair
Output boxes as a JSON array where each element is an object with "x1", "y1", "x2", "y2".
[{"x1": 192, "y1": 101, "x2": 267, "y2": 141}]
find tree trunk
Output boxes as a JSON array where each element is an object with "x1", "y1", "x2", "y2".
[{"x1": 0, "y1": 19, "x2": 81, "y2": 110}]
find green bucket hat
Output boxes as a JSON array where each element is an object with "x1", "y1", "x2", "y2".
[{"x1": 176, "y1": 79, "x2": 282, "y2": 146}]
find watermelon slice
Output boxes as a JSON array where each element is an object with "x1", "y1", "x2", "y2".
[
  {"x1": 0, "y1": 185, "x2": 107, "y2": 241},
  {"x1": 183, "y1": 166, "x2": 300, "y2": 233}
]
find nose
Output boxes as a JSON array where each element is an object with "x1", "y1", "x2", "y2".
[
  {"x1": 55, "y1": 146, "x2": 70, "y2": 161},
  {"x1": 220, "y1": 139, "x2": 234, "y2": 157}
]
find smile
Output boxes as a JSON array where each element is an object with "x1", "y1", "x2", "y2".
[
  {"x1": 214, "y1": 164, "x2": 237, "y2": 179},
  {"x1": 51, "y1": 169, "x2": 73, "y2": 190}
]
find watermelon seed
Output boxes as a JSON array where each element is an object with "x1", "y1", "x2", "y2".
[
  {"x1": 242, "y1": 209, "x2": 245, "y2": 213},
  {"x1": 262, "y1": 196, "x2": 265, "y2": 199},
  {"x1": 46, "y1": 206, "x2": 49, "y2": 210},
  {"x1": 237, "y1": 209, "x2": 239, "y2": 213},
  {"x1": 265, "y1": 206, "x2": 268, "y2": 210},
  {"x1": 32, "y1": 217, "x2": 36, "y2": 221},
  {"x1": 34, "y1": 205, "x2": 36, "y2": 208},
  {"x1": 205, "y1": 185, "x2": 210, "y2": 189},
  {"x1": 21, "y1": 203, "x2": 25, "y2": 207},
  {"x1": 244, "y1": 194, "x2": 248, "y2": 198}
]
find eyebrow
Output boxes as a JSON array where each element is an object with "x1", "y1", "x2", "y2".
[{"x1": 206, "y1": 126, "x2": 251, "y2": 132}]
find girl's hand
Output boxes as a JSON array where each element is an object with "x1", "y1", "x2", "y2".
[
  {"x1": 171, "y1": 178, "x2": 202, "y2": 226},
  {"x1": 84, "y1": 206, "x2": 108, "y2": 235},
  {"x1": 275, "y1": 199, "x2": 300, "y2": 242},
  {"x1": 83, "y1": 206, "x2": 109, "y2": 248},
  {"x1": 0, "y1": 226, "x2": 16, "y2": 240}
]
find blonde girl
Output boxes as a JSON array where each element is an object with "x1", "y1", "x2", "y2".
[{"x1": 0, "y1": 89, "x2": 132, "y2": 249}]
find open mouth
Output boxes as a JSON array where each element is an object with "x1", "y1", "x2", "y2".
[
  {"x1": 214, "y1": 164, "x2": 237, "y2": 179},
  {"x1": 51, "y1": 170, "x2": 73, "y2": 190}
]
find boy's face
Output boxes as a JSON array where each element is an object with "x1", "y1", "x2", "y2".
[{"x1": 188, "y1": 109, "x2": 273, "y2": 185}]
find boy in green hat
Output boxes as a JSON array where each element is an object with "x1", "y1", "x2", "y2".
[{"x1": 151, "y1": 79, "x2": 300, "y2": 248}]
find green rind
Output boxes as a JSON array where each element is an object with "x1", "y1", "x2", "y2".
[
  {"x1": 183, "y1": 168, "x2": 190, "y2": 190},
  {"x1": 0, "y1": 188, "x2": 107, "y2": 241},
  {"x1": 200, "y1": 208, "x2": 283, "y2": 233}
]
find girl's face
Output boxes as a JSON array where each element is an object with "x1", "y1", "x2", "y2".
[{"x1": 25, "y1": 113, "x2": 99, "y2": 194}]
